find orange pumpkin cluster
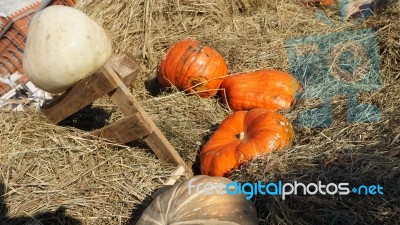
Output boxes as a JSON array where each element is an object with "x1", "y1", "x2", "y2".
[{"x1": 158, "y1": 39, "x2": 302, "y2": 176}]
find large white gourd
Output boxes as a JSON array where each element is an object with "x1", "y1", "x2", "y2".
[
  {"x1": 137, "y1": 175, "x2": 259, "y2": 225},
  {"x1": 23, "y1": 5, "x2": 112, "y2": 93}
]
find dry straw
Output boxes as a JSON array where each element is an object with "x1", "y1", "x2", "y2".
[{"x1": 1, "y1": 0, "x2": 399, "y2": 224}]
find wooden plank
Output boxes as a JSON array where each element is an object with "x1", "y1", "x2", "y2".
[
  {"x1": 41, "y1": 54, "x2": 141, "y2": 124},
  {"x1": 91, "y1": 112, "x2": 153, "y2": 144},
  {"x1": 41, "y1": 69, "x2": 117, "y2": 124},
  {"x1": 144, "y1": 132, "x2": 193, "y2": 175},
  {"x1": 103, "y1": 64, "x2": 193, "y2": 177},
  {"x1": 109, "y1": 53, "x2": 141, "y2": 85}
]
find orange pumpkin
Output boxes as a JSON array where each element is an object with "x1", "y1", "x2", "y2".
[
  {"x1": 306, "y1": 0, "x2": 335, "y2": 6},
  {"x1": 322, "y1": 0, "x2": 335, "y2": 5},
  {"x1": 221, "y1": 69, "x2": 301, "y2": 111},
  {"x1": 200, "y1": 108, "x2": 295, "y2": 176},
  {"x1": 158, "y1": 39, "x2": 228, "y2": 98}
]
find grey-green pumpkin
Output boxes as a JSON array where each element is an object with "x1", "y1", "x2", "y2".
[{"x1": 137, "y1": 175, "x2": 258, "y2": 225}]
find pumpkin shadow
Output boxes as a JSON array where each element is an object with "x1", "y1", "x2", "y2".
[
  {"x1": 144, "y1": 74, "x2": 183, "y2": 98},
  {"x1": 0, "y1": 181, "x2": 82, "y2": 225},
  {"x1": 192, "y1": 153, "x2": 202, "y2": 176},
  {"x1": 144, "y1": 76, "x2": 165, "y2": 97},
  {"x1": 0, "y1": 182, "x2": 7, "y2": 220},
  {"x1": 192, "y1": 123, "x2": 220, "y2": 176},
  {"x1": 125, "y1": 194, "x2": 154, "y2": 225},
  {"x1": 58, "y1": 104, "x2": 114, "y2": 131}
]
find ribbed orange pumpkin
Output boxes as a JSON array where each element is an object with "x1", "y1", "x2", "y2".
[
  {"x1": 158, "y1": 40, "x2": 228, "y2": 98},
  {"x1": 221, "y1": 69, "x2": 301, "y2": 111},
  {"x1": 200, "y1": 108, "x2": 295, "y2": 176}
]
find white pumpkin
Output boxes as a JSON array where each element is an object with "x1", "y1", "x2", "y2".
[
  {"x1": 23, "y1": 5, "x2": 112, "y2": 93},
  {"x1": 137, "y1": 175, "x2": 259, "y2": 225}
]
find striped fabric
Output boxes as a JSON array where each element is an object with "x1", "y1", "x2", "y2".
[{"x1": 0, "y1": 80, "x2": 11, "y2": 96}]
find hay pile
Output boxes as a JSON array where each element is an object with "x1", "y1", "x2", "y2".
[
  {"x1": 0, "y1": 110, "x2": 177, "y2": 224},
  {"x1": 0, "y1": 0, "x2": 399, "y2": 224}
]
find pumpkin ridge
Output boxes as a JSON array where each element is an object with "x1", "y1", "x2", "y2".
[
  {"x1": 138, "y1": 213, "x2": 164, "y2": 225},
  {"x1": 202, "y1": 126, "x2": 242, "y2": 148},
  {"x1": 177, "y1": 43, "x2": 206, "y2": 88},
  {"x1": 215, "y1": 149, "x2": 240, "y2": 176},
  {"x1": 246, "y1": 124, "x2": 293, "y2": 136},
  {"x1": 179, "y1": 45, "x2": 209, "y2": 91},
  {"x1": 236, "y1": 142, "x2": 259, "y2": 162},
  {"x1": 174, "y1": 45, "x2": 198, "y2": 89},
  {"x1": 164, "y1": 181, "x2": 181, "y2": 221},
  {"x1": 245, "y1": 128, "x2": 293, "y2": 149},
  {"x1": 161, "y1": 41, "x2": 191, "y2": 86},
  {"x1": 201, "y1": 140, "x2": 240, "y2": 156},
  {"x1": 165, "y1": 41, "x2": 192, "y2": 86},
  {"x1": 247, "y1": 121, "x2": 293, "y2": 140},
  {"x1": 213, "y1": 54, "x2": 228, "y2": 89},
  {"x1": 170, "y1": 219, "x2": 241, "y2": 225},
  {"x1": 171, "y1": 186, "x2": 208, "y2": 218},
  {"x1": 236, "y1": 131, "x2": 288, "y2": 160},
  {"x1": 185, "y1": 46, "x2": 216, "y2": 92},
  {"x1": 161, "y1": 41, "x2": 188, "y2": 86},
  {"x1": 160, "y1": 48, "x2": 177, "y2": 86},
  {"x1": 243, "y1": 110, "x2": 274, "y2": 131},
  {"x1": 155, "y1": 197, "x2": 167, "y2": 224},
  {"x1": 245, "y1": 113, "x2": 290, "y2": 132},
  {"x1": 177, "y1": 47, "x2": 203, "y2": 89},
  {"x1": 199, "y1": 47, "x2": 227, "y2": 92},
  {"x1": 201, "y1": 141, "x2": 241, "y2": 176}
]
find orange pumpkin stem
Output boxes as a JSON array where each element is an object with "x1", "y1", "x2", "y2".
[{"x1": 238, "y1": 132, "x2": 246, "y2": 140}]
